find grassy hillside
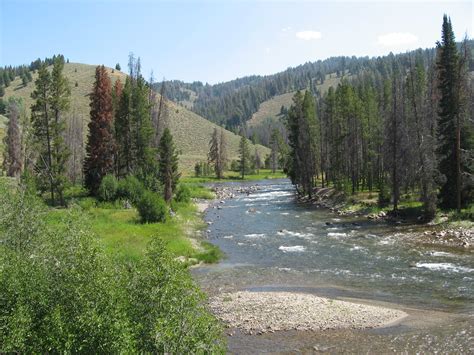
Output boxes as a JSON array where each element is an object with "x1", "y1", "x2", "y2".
[
  {"x1": 3, "y1": 62, "x2": 269, "y2": 173},
  {"x1": 248, "y1": 73, "x2": 344, "y2": 128}
]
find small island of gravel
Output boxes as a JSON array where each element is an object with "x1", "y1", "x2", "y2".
[{"x1": 210, "y1": 291, "x2": 407, "y2": 334}]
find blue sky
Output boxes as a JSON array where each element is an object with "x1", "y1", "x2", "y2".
[{"x1": 1, "y1": 0, "x2": 472, "y2": 84}]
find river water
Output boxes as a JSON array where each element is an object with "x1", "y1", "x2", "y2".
[{"x1": 193, "y1": 179, "x2": 474, "y2": 353}]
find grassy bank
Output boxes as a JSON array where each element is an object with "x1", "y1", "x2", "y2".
[
  {"x1": 315, "y1": 187, "x2": 474, "y2": 224},
  {"x1": 45, "y1": 184, "x2": 222, "y2": 264}
]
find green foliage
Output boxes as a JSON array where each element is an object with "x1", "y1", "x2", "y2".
[
  {"x1": 98, "y1": 174, "x2": 118, "y2": 202},
  {"x1": 0, "y1": 182, "x2": 224, "y2": 352},
  {"x1": 158, "y1": 128, "x2": 180, "y2": 203},
  {"x1": 137, "y1": 190, "x2": 168, "y2": 223},
  {"x1": 117, "y1": 175, "x2": 145, "y2": 204},
  {"x1": 175, "y1": 184, "x2": 191, "y2": 203}
]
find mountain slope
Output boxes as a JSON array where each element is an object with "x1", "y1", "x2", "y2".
[
  {"x1": 247, "y1": 73, "x2": 344, "y2": 133},
  {"x1": 3, "y1": 63, "x2": 269, "y2": 172}
]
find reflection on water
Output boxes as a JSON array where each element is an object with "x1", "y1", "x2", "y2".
[{"x1": 193, "y1": 179, "x2": 474, "y2": 353}]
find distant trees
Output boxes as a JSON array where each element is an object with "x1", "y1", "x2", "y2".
[
  {"x1": 2, "y1": 99, "x2": 22, "y2": 178},
  {"x1": 30, "y1": 57, "x2": 70, "y2": 206},
  {"x1": 115, "y1": 63, "x2": 121, "y2": 71},
  {"x1": 84, "y1": 65, "x2": 116, "y2": 195},
  {"x1": 208, "y1": 128, "x2": 227, "y2": 179}
]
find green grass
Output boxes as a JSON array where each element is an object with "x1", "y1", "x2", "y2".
[
  {"x1": 45, "y1": 193, "x2": 221, "y2": 264},
  {"x1": 182, "y1": 168, "x2": 286, "y2": 183},
  {"x1": 3, "y1": 62, "x2": 269, "y2": 173}
]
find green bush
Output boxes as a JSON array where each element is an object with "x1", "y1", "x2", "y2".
[
  {"x1": 137, "y1": 190, "x2": 168, "y2": 223},
  {"x1": 117, "y1": 176, "x2": 144, "y2": 204},
  {"x1": 98, "y1": 175, "x2": 118, "y2": 202},
  {"x1": 175, "y1": 184, "x2": 191, "y2": 203},
  {"x1": 0, "y1": 182, "x2": 224, "y2": 353}
]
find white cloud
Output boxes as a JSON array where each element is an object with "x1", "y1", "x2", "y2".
[
  {"x1": 296, "y1": 30, "x2": 322, "y2": 41},
  {"x1": 377, "y1": 32, "x2": 418, "y2": 47},
  {"x1": 281, "y1": 26, "x2": 292, "y2": 32}
]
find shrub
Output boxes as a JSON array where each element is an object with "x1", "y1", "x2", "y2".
[
  {"x1": 175, "y1": 184, "x2": 191, "y2": 203},
  {"x1": 0, "y1": 182, "x2": 224, "y2": 353},
  {"x1": 137, "y1": 190, "x2": 168, "y2": 223},
  {"x1": 117, "y1": 176, "x2": 144, "y2": 204},
  {"x1": 98, "y1": 175, "x2": 118, "y2": 202}
]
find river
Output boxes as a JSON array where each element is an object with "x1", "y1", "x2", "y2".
[{"x1": 192, "y1": 179, "x2": 473, "y2": 353}]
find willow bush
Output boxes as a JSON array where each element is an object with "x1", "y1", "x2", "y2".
[{"x1": 0, "y1": 182, "x2": 224, "y2": 353}]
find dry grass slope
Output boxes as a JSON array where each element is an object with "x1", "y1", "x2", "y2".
[
  {"x1": 3, "y1": 63, "x2": 269, "y2": 173},
  {"x1": 248, "y1": 73, "x2": 345, "y2": 129}
]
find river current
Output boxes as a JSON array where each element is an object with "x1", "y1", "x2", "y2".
[{"x1": 193, "y1": 179, "x2": 473, "y2": 353}]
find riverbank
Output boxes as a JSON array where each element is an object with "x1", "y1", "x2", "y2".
[
  {"x1": 210, "y1": 291, "x2": 407, "y2": 335},
  {"x1": 44, "y1": 185, "x2": 221, "y2": 264},
  {"x1": 303, "y1": 187, "x2": 474, "y2": 249}
]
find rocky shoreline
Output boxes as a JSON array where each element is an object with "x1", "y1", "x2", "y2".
[
  {"x1": 303, "y1": 187, "x2": 473, "y2": 249},
  {"x1": 210, "y1": 291, "x2": 407, "y2": 335}
]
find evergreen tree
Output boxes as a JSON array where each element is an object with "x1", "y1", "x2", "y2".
[
  {"x1": 2, "y1": 99, "x2": 22, "y2": 178},
  {"x1": 208, "y1": 128, "x2": 223, "y2": 179},
  {"x1": 219, "y1": 128, "x2": 227, "y2": 172},
  {"x1": 3, "y1": 71, "x2": 10, "y2": 87},
  {"x1": 436, "y1": 15, "x2": 472, "y2": 210},
  {"x1": 115, "y1": 63, "x2": 121, "y2": 71},
  {"x1": 158, "y1": 128, "x2": 180, "y2": 203},
  {"x1": 49, "y1": 56, "x2": 71, "y2": 205},
  {"x1": 115, "y1": 77, "x2": 133, "y2": 176},
  {"x1": 84, "y1": 65, "x2": 116, "y2": 195},
  {"x1": 238, "y1": 134, "x2": 251, "y2": 179},
  {"x1": 31, "y1": 63, "x2": 55, "y2": 203}
]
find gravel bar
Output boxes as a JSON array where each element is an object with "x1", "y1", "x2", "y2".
[{"x1": 210, "y1": 291, "x2": 407, "y2": 334}]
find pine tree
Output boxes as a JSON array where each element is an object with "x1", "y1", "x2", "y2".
[
  {"x1": 49, "y1": 56, "x2": 71, "y2": 205},
  {"x1": 208, "y1": 128, "x2": 222, "y2": 179},
  {"x1": 436, "y1": 15, "x2": 472, "y2": 210},
  {"x1": 219, "y1": 128, "x2": 227, "y2": 172},
  {"x1": 238, "y1": 134, "x2": 251, "y2": 179},
  {"x1": 115, "y1": 63, "x2": 121, "y2": 71},
  {"x1": 269, "y1": 129, "x2": 279, "y2": 173},
  {"x1": 84, "y1": 65, "x2": 116, "y2": 195},
  {"x1": 31, "y1": 63, "x2": 55, "y2": 203},
  {"x1": 2, "y1": 99, "x2": 22, "y2": 178},
  {"x1": 115, "y1": 77, "x2": 133, "y2": 176},
  {"x1": 158, "y1": 128, "x2": 180, "y2": 203}
]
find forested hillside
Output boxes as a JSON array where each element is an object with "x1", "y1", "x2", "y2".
[{"x1": 157, "y1": 41, "x2": 473, "y2": 138}]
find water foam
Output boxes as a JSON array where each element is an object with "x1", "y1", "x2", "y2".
[
  {"x1": 278, "y1": 245, "x2": 306, "y2": 252},
  {"x1": 415, "y1": 262, "x2": 474, "y2": 273}
]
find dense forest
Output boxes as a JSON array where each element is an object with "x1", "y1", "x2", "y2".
[{"x1": 280, "y1": 16, "x2": 473, "y2": 219}]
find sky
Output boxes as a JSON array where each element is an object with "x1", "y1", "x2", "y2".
[{"x1": 0, "y1": 0, "x2": 472, "y2": 84}]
